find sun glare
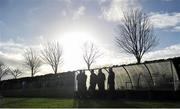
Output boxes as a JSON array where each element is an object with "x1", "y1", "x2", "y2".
[
  {"x1": 57, "y1": 30, "x2": 96, "y2": 71},
  {"x1": 61, "y1": 31, "x2": 94, "y2": 45}
]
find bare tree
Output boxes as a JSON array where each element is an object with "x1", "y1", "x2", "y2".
[
  {"x1": 82, "y1": 42, "x2": 102, "y2": 70},
  {"x1": 115, "y1": 9, "x2": 158, "y2": 63},
  {"x1": 0, "y1": 61, "x2": 9, "y2": 81},
  {"x1": 41, "y1": 41, "x2": 63, "y2": 74},
  {"x1": 10, "y1": 68, "x2": 23, "y2": 79},
  {"x1": 24, "y1": 48, "x2": 41, "y2": 77}
]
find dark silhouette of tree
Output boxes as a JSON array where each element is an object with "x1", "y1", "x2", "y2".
[
  {"x1": 0, "y1": 61, "x2": 10, "y2": 81},
  {"x1": 83, "y1": 42, "x2": 102, "y2": 70},
  {"x1": 10, "y1": 68, "x2": 23, "y2": 79},
  {"x1": 41, "y1": 41, "x2": 63, "y2": 74},
  {"x1": 24, "y1": 48, "x2": 41, "y2": 77},
  {"x1": 115, "y1": 9, "x2": 158, "y2": 63},
  {"x1": 82, "y1": 42, "x2": 102, "y2": 70}
]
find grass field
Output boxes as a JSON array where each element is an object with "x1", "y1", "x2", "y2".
[
  {"x1": 0, "y1": 98, "x2": 75, "y2": 108},
  {"x1": 1, "y1": 98, "x2": 180, "y2": 108}
]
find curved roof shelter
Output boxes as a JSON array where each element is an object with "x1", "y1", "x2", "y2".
[{"x1": 77, "y1": 57, "x2": 180, "y2": 91}]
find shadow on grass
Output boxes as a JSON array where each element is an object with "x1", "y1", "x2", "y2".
[
  {"x1": 75, "y1": 98, "x2": 180, "y2": 108},
  {"x1": 75, "y1": 99, "x2": 135, "y2": 108}
]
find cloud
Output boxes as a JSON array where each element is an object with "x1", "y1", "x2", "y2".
[
  {"x1": 0, "y1": 39, "x2": 53, "y2": 79},
  {"x1": 0, "y1": 42, "x2": 24, "y2": 52},
  {"x1": 100, "y1": 1, "x2": 180, "y2": 31},
  {"x1": 0, "y1": 51, "x2": 23, "y2": 67},
  {"x1": 0, "y1": 38, "x2": 41, "y2": 68},
  {"x1": 0, "y1": 39, "x2": 25, "y2": 66},
  {"x1": 72, "y1": 6, "x2": 86, "y2": 20},
  {"x1": 107, "y1": 44, "x2": 180, "y2": 65},
  {"x1": 61, "y1": 10, "x2": 67, "y2": 16},
  {"x1": 161, "y1": 0, "x2": 174, "y2": 1},
  {"x1": 144, "y1": 44, "x2": 180, "y2": 61},
  {"x1": 62, "y1": 0, "x2": 72, "y2": 3},
  {"x1": 150, "y1": 12, "x2": 180, "y2": 30},
  {"x1": 0, "y1": 36, "x2": 68, "y2": 79},
  {"x1": 0, "y1": 40, "x2": 25, "y2": 80},
  {"x1": 172, "y1": 26, "x2": 180, "y2": 32},
  {"x1": 100, "y1": 0, "x2": 140, "y2": 22}
]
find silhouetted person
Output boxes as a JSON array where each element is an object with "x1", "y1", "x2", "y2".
[
  {"x1": 89, "y1": 69, "x2": 97, "y2": 97},
  {"x1": 22, "y1": 81, "x2": 26, "y2": 89},
  {"x1": 108, "y1": 67, "x2": 115, "y2": 91},
  {"x1": 77, "y1": 70, "x2": 87, "y2": 98},
  {"x1": 97, "y1": 69, "x2": 105, "y2": 93}
]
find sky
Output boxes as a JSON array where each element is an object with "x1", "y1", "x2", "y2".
[{"x1": 0, "y1": 0, "x2": 180, "y2": 79}]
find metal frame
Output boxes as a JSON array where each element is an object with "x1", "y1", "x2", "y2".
[
  {"x1": 170, "y1": 60, "x2": 176, "y2": 91},
  {"x1": 122, "y1": 66, "x2": 134, "y2": 89},
  {"x1": 144, "y1": 63, "x2": 155, "y2": 87}
]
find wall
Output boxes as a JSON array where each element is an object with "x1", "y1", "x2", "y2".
[{"x1": 0, "y1": 72, "x2": 75, "y2": 98}]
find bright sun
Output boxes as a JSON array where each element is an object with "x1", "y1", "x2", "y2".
[
  {"x1": 60, "y1": 31, "x2": 94, "y2": 46},
  {"x1": 56, "y1": 30, "x2": 96, "y2": 71}
]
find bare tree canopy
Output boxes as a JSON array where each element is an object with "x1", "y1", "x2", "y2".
[
  {"x1": 82, "y1": 42, "x2": 102, "y2": 70},
  {"x1": 41, "y1": 41, "x2": 63, "y2": 74},
  {"x1": 0, "y1": 61, "x2": 10, "y2": 81},
  {"x1": 24, "y1": 48, "x2": 41, "y2": 77},
  {"x1": 115, "y1": 9, "x2": 158, "y2": 63},
  {"x1": 10, "y1": 68, "x2": 23, "y2": 79}
]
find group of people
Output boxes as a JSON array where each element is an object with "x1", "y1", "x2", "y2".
[{"x1": 76, "y1": 67, "x2": 115, "y2": 98}]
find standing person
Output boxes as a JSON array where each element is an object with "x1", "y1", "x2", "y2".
[
  {"x1": 77, "y1": 70, "x2": 87, "y2": 98},
  {"x1": 97, "y1": 69, "x2": 106, "y2": 93},
  {"x1": 108, "y1": 67, "x2": 115, "y2": 91},
  {"x1": 89, "y1": 69, "x2": 97, "y2": 96},
  {"x1": 81, "y1": 70, "x2": 87, "y2": 92}
]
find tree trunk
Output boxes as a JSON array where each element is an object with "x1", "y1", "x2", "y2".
[
  {"x1": 54, "y1": 67, "x2": 57, "y2": 74},
  {"x1": 87, "y1": 64, "x2": 90, "y2": 70},
  {"x1": 31, "y1": 68, "x2": 34, "y2": 77},
  {"x1": 136, "y1": 56, "x2": 141, "y2": 64}
]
